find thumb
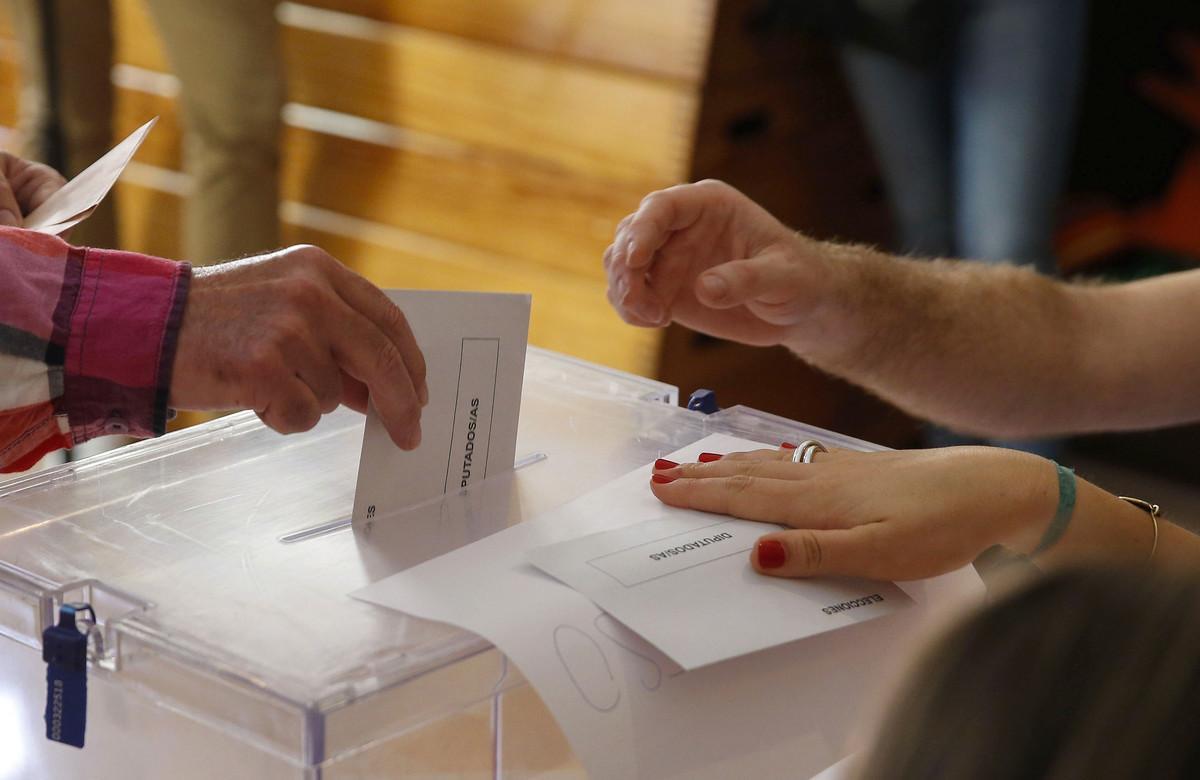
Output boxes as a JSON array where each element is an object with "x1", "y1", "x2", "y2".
[
  {"x1": 752, "y1": 526, "x2": 893, "y2": 580},
  {"x1": 694, "y1": 250, "x2": 804, "y2": 312}
]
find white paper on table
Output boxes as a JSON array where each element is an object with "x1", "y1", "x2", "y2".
[
  {"x1": 24, "y1": 117, "x2": 157, "y2": 235},
  {"x1": 352, "y1": 433, "x2": 985, "y2": 779},
  {"x1": 526, "y1": 446, "x2": 913, "y2": 670},
  {"x1": 351, "y1": 290, "x2": 530, "y2": 525}
]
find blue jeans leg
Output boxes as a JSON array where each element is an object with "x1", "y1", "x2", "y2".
[
  {"x1": 839, "y1": 44, "x2": 955, "y2": 258},
  {"x1": 953, "y1": 0, "x2": 1089, "y2": 275}
]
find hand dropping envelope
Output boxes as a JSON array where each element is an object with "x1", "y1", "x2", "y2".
[
  {"x1": 352, "y1": 290, "x2": 531, "y2": 525},
  {"x1": 24, "y1": 117, "x2": 157, "y2": 235}
]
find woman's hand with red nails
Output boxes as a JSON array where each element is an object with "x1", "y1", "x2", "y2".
[
  {"x1": 603, "y1": 180, "x2": 839, "y2": 349},
  {"x1": 650, "y1": 446, "x2": 1058, "y2": 581}
]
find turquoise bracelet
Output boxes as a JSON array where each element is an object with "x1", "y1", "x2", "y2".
[{"x1": 1032, "y1": 462, "x2": 1076, "y2": 556}]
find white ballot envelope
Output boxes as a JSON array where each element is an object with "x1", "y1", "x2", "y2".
[
  {"x1": 352, "y1": 290, "x2": 530, "y2": 525},
  {"x1": 526, "y1": 445, "x2": 913, "y2": 669},
  {"x1": 24, "y1": 117, "x2": 157, "y2": 235}
]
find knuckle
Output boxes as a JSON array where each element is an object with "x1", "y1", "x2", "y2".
[
  {"x1": 292, "y1": 243, "x2": 327, "y2": 263},
  {"x1": 282, "y1": 396, "x2": 321, "y2": 431},
  {"x1": 375, "y1": 343, "x2": 404, "y2": 378},
  {"x1": 740, "y1": 460, "x2": 766, "y2": 478},
  {"x1": 695, "y1": 178, "x2": 728, "y2": 193},
  {"x1": 315, "y1": 372, "x2": 341, "y2": 405},
  {"x1": 725, "y1": 474, "x2": 754, "y2": 494},
  {"x1": 318, "y1": 392, "x2": 340, "y2": 414},
  {"x1": 381, "y1": 301, "x2": 410, "y2": 336},
  {"x1": 244, "y1": 342, "x2": 284, "y2": 375},
  {"x1": 33, "y1": 161, "x2": 64, "y2": 184},
  {"x1": 411, "y1": 354, "x2": 427, "y2": 385},
  {"x1": 292, "y1": 411, "x2": 319, "y2": 433},
  {"x1": 731, "y1": 262, "x2": 758, "y2": 288},
  {"x1": 257, "y1": 322, "x2": 309, "y2": 365},
  {"x1": 280, "y1": 276, "x2": 327, "y2": 310},
  {"x1": 375, "y1": 350, "x2": 419, "y2": 414},
  {"x1": 639, "y1": 190, "x2": 663, "y2": 208},
  {"x1": 789, "y1": 531, "x2": 824, "y2": 572},
  {"x1": 274, "y1": 316, "x2": 310, "y2": 346}
]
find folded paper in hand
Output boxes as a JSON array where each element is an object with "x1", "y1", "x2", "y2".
[{"x1": 24, "y1": 117, "x2": 157, "y2": 235}]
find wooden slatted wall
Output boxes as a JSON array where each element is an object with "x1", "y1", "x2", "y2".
[{"x1": 0, "y1": 0, "x2": 716, "y2": 375}]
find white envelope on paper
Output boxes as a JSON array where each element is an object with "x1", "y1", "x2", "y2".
[
  {"x1": 525, "y1": 434, "x2": 913, "y2": 670},
  {"x1": 352, "y1": 290, "x2": 530, "y2": 525},
  {"x1": 24, "y1": 117, "x2": 157, "y2": 235}
]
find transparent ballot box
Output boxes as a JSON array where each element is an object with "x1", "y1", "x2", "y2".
[{"x1": 0, "y1": 348, "x2": 888, "y2": 779}]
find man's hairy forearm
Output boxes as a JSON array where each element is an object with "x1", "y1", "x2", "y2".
[{"x1": 786, "y1": 239, "x2": 1101, "y2": 438}]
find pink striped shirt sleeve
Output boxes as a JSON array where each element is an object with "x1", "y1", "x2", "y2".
[{"x1": 0, "y1": 227, "x2": 190, "y2": 472}]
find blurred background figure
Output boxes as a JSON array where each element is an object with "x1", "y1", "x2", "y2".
[
  {"x1": 856, "y1": 567, "x2": 1200, "y2": 779},
  {"x1": 11, "y1": 0, "x2": 118, "y2": 249},
  {"x1": 833, "y1": 0, "x2": 1088, "y2": 454},
  {"x1": 11, "y1": 0, "x2": 283, "y2": 262}
]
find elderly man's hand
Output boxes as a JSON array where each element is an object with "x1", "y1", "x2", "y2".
[
  {"x1": 171, "y1": 246, "x2": 429, "y2": 449},
  {"x1": 0, "y1": 151, "x2": 67, "y2": 225},
  {"x1": 605, "y1": 180, "x2": 839, "y2": 350}
]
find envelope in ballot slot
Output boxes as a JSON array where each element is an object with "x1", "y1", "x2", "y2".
[{"x1": 352, "y1": 290, "x2": 530, "y2": 525}]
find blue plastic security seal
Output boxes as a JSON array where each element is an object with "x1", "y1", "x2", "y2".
[
  {"x1": 687, "y1": 388, "x2": 720, "y2": 415},
  {"x1": 43, "y1": 603, "x2": 93, "y2": 748}
]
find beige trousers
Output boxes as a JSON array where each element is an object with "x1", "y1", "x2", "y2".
[{"x1": 13, "y1": 0, "x2": 284, "y2": 263}]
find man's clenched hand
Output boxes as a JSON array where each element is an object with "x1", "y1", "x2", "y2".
[{"x1": 171, "y1": 246, "x2": 428, "y2": 448}]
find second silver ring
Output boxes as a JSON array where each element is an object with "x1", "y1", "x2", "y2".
[{"x1": 791, "y1": 439, "x2": 828, "y2": 464}]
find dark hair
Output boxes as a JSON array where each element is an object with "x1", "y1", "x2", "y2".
[{"x1": 856, "y1": 567, "x2": 1200, "y2": 779}]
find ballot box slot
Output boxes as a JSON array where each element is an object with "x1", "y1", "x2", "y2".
[{"x1": 277, "y1": 450, "x2": 549, "y2": 545}]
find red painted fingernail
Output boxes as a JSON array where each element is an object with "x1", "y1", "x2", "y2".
[
  {"x1": 654, "y1": 458, "x2": 678, "y2": 470},
  {"x1": 757, "y1": 540, "x2": 786, "y2": 569},
  {"x1": 698, "y1": 452, "x2": 723, "y2": 463},
  {"x1": 651, "y1": 474, "x2": 676, "y2": 485},
  {"x1": 780, "y1": 442, "x2": 798, "y2": 450}
]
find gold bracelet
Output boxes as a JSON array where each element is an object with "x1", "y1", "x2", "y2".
[{"x1": 1117, "y1": 496, "x2": 1160, "y2": 564}]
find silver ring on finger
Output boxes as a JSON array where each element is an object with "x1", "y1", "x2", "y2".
[
  {"x1": 801, "y1": 441, "x2": 828, "y2": 463},
  {"x1": 791, "y1": 439, "x2": 826, "y2": 464}
]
